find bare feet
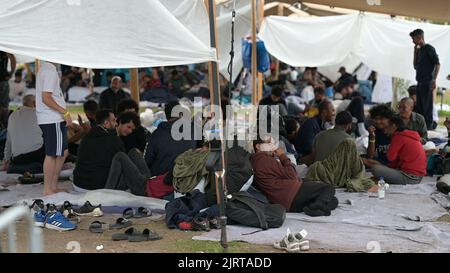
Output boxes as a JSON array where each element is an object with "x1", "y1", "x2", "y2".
[
  {"x1": 53, "y1": 188, "x2": 68, "y2": 193},
  {"x1": 43, "y1": 189, "x2": 57, "y2": 196}
]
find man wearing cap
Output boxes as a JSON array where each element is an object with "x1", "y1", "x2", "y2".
[{"x1": 410, "y1": 29, "x2": 440, "y2": 130}]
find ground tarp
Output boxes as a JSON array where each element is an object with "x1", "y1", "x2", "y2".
[
  {"x1": 194, "y1": 177, "x2": 450, "y2": 253},
  {"x1": 260, "y1": 14, "x2": 450, "y2": 89},
  {"x1": 0, "y1": 0, "x2": 216, "y2": 68}
]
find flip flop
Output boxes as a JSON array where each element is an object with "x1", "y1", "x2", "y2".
[
  {"x1": 128, "y1": 228, "x2": 162, "y2": 242},
  {"x1": 111, "y1": 227, "x2": 140, "y2": 241},
  {"x1": 122, "y1": 208, "x2": 134, "y2": 219},
  {"x1": 110, "y1": 217, "x2": 132, "y2": 229},
  {"x1": 89, "y1": 221, "x2": 109, "y2": 233},
  {"x1": 133, "y1": 207, "x2": 152, "y2": 218},
  {"x1": 18, "y1": 172, "x2": 44, "y2": 185}
]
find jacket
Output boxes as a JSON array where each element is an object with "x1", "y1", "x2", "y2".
[
  {"x1": 73, "y1": 126, "x2": 125, "y2": 190},
  {"x1": 144, "y1": 121, "x2": 197, "y2": 182},
  {"x1": 387, "y1": 130, "x2": 426, "y2": 176},
  {"x1": 250, "y1": 152, "x2": 302, "y2": 210}
]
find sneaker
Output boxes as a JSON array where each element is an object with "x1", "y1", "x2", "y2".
[
  {"x1": 73, "y1": 201, "x2": 103, "y2": 217},
  {"x1": 44, "y1": 211, "x2": 76, "y2": 231},
  {"x1": 33, "y1": 210, "x2": 46, "y2": 227},
  {"x1": 178, "y1": 221, "x2": 193, "y2": 231},
  {"x1": 30, "y1": 199, "x2": 45, "y2": 212},
  {"x1": 208, "y1": 216, "x2": 221, "y2": 229},
  {"x1": 59, "y1": 201, "x2": 80, "y2": 224},
  {"x1": 59, "y1": 201, "x2": 74, "y2": 217},
  {"x1": 192, "y1": 216, "x2": 210, "y2": 231}
]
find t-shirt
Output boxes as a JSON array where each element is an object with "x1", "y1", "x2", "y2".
[
  {"x1": 313, "y1": 127, "x2": 353, "y2": 161},
  {"x1": 415, "y1": 44, "x2": 440, "y2": 83},
  {"x1": 375, "y1": 128, "x2": 390, "y2": 164},
  {"x1": 35, "y1": 62, "x2": 66, "y2": 125}
]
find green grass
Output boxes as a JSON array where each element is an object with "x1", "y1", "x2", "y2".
[{"x1": 173, "y1": 239, "x2": 272, "y2": 253}]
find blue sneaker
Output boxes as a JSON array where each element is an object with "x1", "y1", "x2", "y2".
[
  {"x1": 44, "y1": 211, "x2": 76, "y2": 231},
  {"x1": 34, "y1": 210, "x2": 46, "y2": 228}
]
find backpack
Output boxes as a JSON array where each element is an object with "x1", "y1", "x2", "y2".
[
  {"x1": 427, "y1": 154, "x2": 450, "y2": 176},
  {"x1": 226, "y1": 192, "x2": 286, "y2": 230}
]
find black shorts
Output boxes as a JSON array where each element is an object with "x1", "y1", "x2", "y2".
[{"x1": 39, "y1": 122, "x2": 68, "y2": 157}]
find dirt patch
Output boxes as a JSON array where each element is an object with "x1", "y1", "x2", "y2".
[{"x1": 0, "y1": 214, "x2": 290, "y2": 253}]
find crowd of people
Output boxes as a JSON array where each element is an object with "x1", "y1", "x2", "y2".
[{"x1": 0, "y1": 28, "x2": 448, "y2": 219}]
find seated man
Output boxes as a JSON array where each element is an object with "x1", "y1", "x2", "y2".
[
  {"x1": 295, "y1": 100, "x2": 335, "y2": 163},
  {"x1": 73, "y1": 110, "x2": 144, "y2": 191},
  {"x1": 305, "y1": 87, "x2": 326, "y2": 117},
  {"x1": 117, "y1": 99, "x2": 149, "y2": 153},
  {"x1": 144, "y1": 101, "x2": 197, "y2": 184},
  {"x1": 251, "y1": 137, "x2": 338, "y2": 217},
  {"x1": 3, "y1": 95, "x2": 45, "y2": 174},
  {"x1": 367, "y1": 114, "x2": 426, "y2": 185},
  {"x1": 83, "y1": 100, "x2": 98, "y2": 127},
  {"x1": 259, "y1": 85, "x2": 288, "y2": 117},
  {"x1": 366, "y1": 104, "x2": 394, "y2": 165},
  {"x1": 398, "y1": 97, "x2": 427, "y2": 143},
  {"x1": 335, "y1": 82, "x2": 368, "y2": 137},
  {"x1": 312, "y1": 111, "x2": 354, "y2": 163},
  {"x1": 99, "y1": 76, "x2": 130, "y2": 115}
]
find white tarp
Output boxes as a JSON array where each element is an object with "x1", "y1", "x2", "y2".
[
  {"x1": 0, "y1": 0, "x2": 216, "y2": 68},
  {"x1": 260, "y1": 14, "x2": 450, "y2": 88},
  {"x1": 217, "y1": 0, "x2": 252, "y2": 81}
]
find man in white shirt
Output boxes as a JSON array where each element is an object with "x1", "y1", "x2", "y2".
[
  {"x1": 36, "y1": 62, "x2": 72, "y2": 195},
  {"x1": 3, "y1": 95, "x2": 45, "y2": 173}
]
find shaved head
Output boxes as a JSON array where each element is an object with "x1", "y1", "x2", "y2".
[
  {"x1": 399, "y1": 97, "x2": 414, "y2": 120},
  {"x1": 400, "y1": 97, "x2": 414, "y2": 107}
]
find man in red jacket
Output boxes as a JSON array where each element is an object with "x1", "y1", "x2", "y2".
[
  {"x1": 370, "y1": 114, "x2": 426, "y2": 185},
  {"x1": 251, "y1": 137, "x2": 338, "y2": 217}
]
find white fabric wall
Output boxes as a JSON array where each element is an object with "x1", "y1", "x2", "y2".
[
  {"x1": 217, "y1": 0, "x2": 252, "y2": 81},
  {"x1": 0, "y1": 0, "x2": 216, "y2": 68},
  {"x1": 260, "y1": 14, "x2": 450, "y2": 89}
]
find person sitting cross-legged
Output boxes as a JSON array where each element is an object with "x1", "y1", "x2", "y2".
[{"x1": 366, "y1": 114, "x2": 426, "y2": 185}]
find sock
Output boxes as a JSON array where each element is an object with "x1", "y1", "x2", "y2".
[{"x1": 358, "y1": 122, "x2": 369, "y2": 137}]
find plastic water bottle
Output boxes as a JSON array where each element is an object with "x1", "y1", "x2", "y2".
[{"x1": 378, "y1": 177, "x2": 386, "y2": 199}]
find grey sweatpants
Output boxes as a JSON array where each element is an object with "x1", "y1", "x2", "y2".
[
  {"x1": 371, "y1": 164, "x2": 422, "y2": 185},
  {"x1": 104, "y1": 149, "x2": 151, "y2": 196}
]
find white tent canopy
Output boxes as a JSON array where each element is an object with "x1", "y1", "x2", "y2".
[
  {"x1": 260, "y1": 14, "x2": 450, "y2": 88},
  {"x1": 0, "y1": 0, "x2": 216, "y2": 68}
]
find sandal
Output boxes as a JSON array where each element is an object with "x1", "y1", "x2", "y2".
[
  {"x1": 134, "y1": 207, "x2": 152, "y2": 218},
  {"x1": 122, "y1": 208, "x2": 134, "y2": 219},
  {"x1": 89, "y1": 221, "x2": 109, "y2": 233},
  {"x1": 128, "y1": 229, "x2": 162, "y2": 242},
  {"x1": 18, "y1": 172, "x2": 43, "y2": 185},
  {"x1": 110, "y1": 217, "x2": 132, "y2": 229},
  {"x1": 111, "y1": 227, "x2": 140, "y2": 241}
]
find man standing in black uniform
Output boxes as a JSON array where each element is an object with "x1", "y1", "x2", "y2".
[{"x1": 410, "y1": 29, "x2": 440, "y2": 130}]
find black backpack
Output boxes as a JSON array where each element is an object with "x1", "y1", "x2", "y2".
[{"x1": 226, "y1": 192, "x2": 286, "y2": 230}]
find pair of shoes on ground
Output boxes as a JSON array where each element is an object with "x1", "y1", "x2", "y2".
[
  {"x1": 112, "y1": 227, "x2": 162, "y2": 242},
  {"x1": 122, "y1": 207, "x2": 152, "y2": 219},
  {"x1": 178, "y1": 216, "x2": 221, "y2": 231},
  {"x1": 31, "y1": 200, "x2": 76, "y2": 232},
  {"x1": 89, "y1": 217, "x2": 133, "y2": 233},
  {"x1": 274, "y1": 228, "x2": 309, "y2": 253},
  {"x1": 72, "y1": 201, "x2": 103, "y2": 217}
]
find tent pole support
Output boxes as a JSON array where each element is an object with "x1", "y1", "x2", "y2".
[
  {"x1": 251, "y1": 0, "x2": 258, "y2": 105},
  {"x1": 206, "y1": 0, "x2": 228, "y2": 252},
  {"x1": 129, "y1": 68, "x2": 139, "y2": 104}
]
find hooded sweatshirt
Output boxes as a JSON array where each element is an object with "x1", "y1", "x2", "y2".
[
  {"x1": 73, "y1": 126, "x2": 125, "y2": 190},
  {"x1": 144, "y1": 121, "x2": 197, "y2": 182},
  {"x1": 250, "y1": 152, "x2": 302, "y2": 210},
  {"x1": 387, "y1": 130, "x2": 426, "y2": 176}
]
